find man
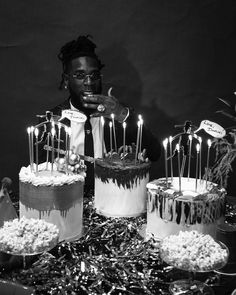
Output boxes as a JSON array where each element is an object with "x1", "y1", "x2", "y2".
[{"x1": 48, "y1": 35, "x2": 161, "y2": 191}]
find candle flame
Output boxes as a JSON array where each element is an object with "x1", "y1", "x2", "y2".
[
  {"x1": 196, "y1": 143, "x2": 200, "y2": 152},
  {"x1": 198, "y1": 136, "x2": 202, "y2": 143},
  {"x1": 30, "y1": 126, "x2": 34, "y2": 132},
  {"x1": 101, "y1": 116, "x2": 105, "y2": 126},
  {"x1": 163, "y1": 138, "x2": 168, "y2": 149},
  {"x1": 27, "y1": 127, "x2": 31, "y2": 134},
  {"x1": 111, "y1": 113, "x2": 115, "y2": 119},
  {"x1": 176, "y1": 143, "x2": 180, "y2": 151},
  {"x1": 169, "y1": 136, "x2": 172, "y2": 143},
  {"x1": 123, "y1": 121, "x2": 127, "y2": 129},
  {"x1": 207, "y1": 139, "x2": 212, "y2": 147},
  {"x1": 51, "y1": 128, "x2": 56, "y2": 137},
  {"x1": 138, "y1": 114, "x2": 142, "y2": 121},
  {"x1": 34, "y1": 128, "x2": 39, "y2": 137},
  {"x1": 109, "y1": 121, "x2": 112, "y2": 128},
  {"x1": 188, "y1": 134, "x2": 192, "y2": 141}
]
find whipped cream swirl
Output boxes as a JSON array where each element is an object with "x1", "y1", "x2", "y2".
[{"x1": 19, "y1": 163, "x2": 85, "y2": 186}]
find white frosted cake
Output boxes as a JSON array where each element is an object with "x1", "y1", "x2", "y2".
[
  {"x1": 94, "y1": 157, "x2": 151, "y2": 217},
  {"x1": 19, "y1": 162, "x2": 85, "y2": 242},
  {"x1": 146, "y1": 177, "x2": 226, "y2": 239}
]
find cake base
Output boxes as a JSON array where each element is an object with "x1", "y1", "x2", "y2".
[{"x1": 20, "y1": 180, "x2": 84, "y2": 242}]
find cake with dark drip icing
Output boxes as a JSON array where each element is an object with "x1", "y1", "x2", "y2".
[
  {"x1": 146, "y1": 177, "x2": 226, "y2": 239},
  {"x1": 94, "y1": 150, "x2": 151, "y2": 217},
  {"x1": 19, "y1": 112, "x2": 87, "y2": 242}
]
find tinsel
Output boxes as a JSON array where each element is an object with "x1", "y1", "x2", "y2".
[{"x1": 0, "y1": 192, "x2": 235, "y2": 294}]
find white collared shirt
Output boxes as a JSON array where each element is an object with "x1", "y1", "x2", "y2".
[{"x1": 70, "y1": 103, "x2": 106, "y2": 158}]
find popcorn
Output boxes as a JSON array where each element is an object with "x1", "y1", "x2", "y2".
[
  {"x1": 160, "y1": 230, "x2": 228, "y2": 271},
  {"x1": 0, "y1": 217, "x2": 59, "y2": 255}
]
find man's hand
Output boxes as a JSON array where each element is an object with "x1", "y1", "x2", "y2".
[{"x1": 82, "y1": 88, "x2": 129, "y2": 122}]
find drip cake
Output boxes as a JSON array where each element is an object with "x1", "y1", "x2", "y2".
[
  {"x1": 94, "y1": 144, "x2": 151, "y2": 217},
  {"x1": 19, "y1": 112, "x2": 86, "y2": 242},
  {"x1": 146, "y1": 121, "x2": 226, "y2": 240},
  {"x1": 146, "y1": 177, "x2": 225, "y2": 240}
]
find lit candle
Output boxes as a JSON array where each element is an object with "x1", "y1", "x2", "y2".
[
  {"x1": 27, "y1": 127, "x2": 32, "y2": 172},
  {"x1": 109, "y1": 121, "x2": 113, "y2": 153},
  {"x1": 64, "y1": 126, "x2": 69, "y2": 174},
  {"x1": 51, "y1": 127, "x2": 56, "y2": 174},
  {"x1": 198, "y1": 137, "x2": 202, "y2": 181},
  {"x1": 169, "y1": 136, "x2": 173, "y2": 182},
  {"x1": 195, "y1": 143, "x2": 200, "y2": 191},
  {"x1": 111, "y1": 113, "x2": 117, "y2": 152},
  {"x1": 57, "y1": 123, "x2": 61, "y2": 159},
  {"x1": 187, "y1": 135, "x2": 192, "y2": 180},
  {"x1": 101, "y1": 116, "x2": 105, "y2": 158},
  {"x1": 34, "y1": 128, "x2": 39, "y2": 174},
  {"x1": 30, "y1": 126, "x2": 34, "y2": 172},
  {"x1": 205, "y1": 139, "x2": 212, "y2": 187},
  {"x1": 122, "y1": 121, "x2": 127, "y2": 155},
  {"x1": 138, "y1": 115, "x2": 143, "y2": 155},
  {"x1": 163, "y1": 138, "x2": 168, "y2": 186},
  {"x1": 176, "y1": 143, "x2": 181, "y2": 192},
  {"x1": 135, "y1": 121, "x2": 141, "y2": 164}
]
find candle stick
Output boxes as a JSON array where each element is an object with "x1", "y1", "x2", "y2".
[
  {"x1": 138, "y1": 115, "x2": 143, "y2": 156},
  {"x1": 122, "y1": 121, "x2": 126, "y2": 155},
  {"x1": 57, "y1": 123, "x2": 61, "y2": 159},
  {"x1": 51, "y1": 127, "x2": 56, "y2": 174},
  {"x1": 101, "y1": 116, "x2": 105, "y2": 158},
  {"x1": 176, "y1": 143, "x2": 181, "y2": 192},
  {"x1": 135, "y1": 121, "x2": 141, "y2": 164},
  {"x1": 111, "y1": 114, "x2": 117, "y2": 152},
  {"x1": 34, "y1": 128, "x2": 39, "y2": 174},
  {"x1": 27, "y1": 127, "x2": 32, "y2": 172},
  {"x1": 198, "y1": 137, "x2": 202, "y2": 181},
  {"x1": 169, "y1": 136, "x2": 173, "y2": 182},
  {"x1": 30, "y1": 126, "x2": 34, "y2": 172},
  {"x1": 187, "y1": 135, "x2": 192, "y2": 180},
  {"x1": 65, "y1": 126, "x2": 68, "y2": 174},
  {"x1": 109, "y1": 122, "x2": 113, "y2": 153},
  {"x1": 195, "y1": 143, "x2": 200, "y2": 191},
  {"x1": 46, "y1": 133, "x2": 50, "y2": 170},
  {"x1": 205, "y1": 139, "x2": 212, "y2": 187},
  {"x1": 163, "y1": 138, "x2": 168, "y2": 186}
]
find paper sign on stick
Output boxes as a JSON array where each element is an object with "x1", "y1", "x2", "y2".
[
  {"x1": 59, "y1": 110, "x2": 87, "y2": 123},
  {"x1": 194, "y1": 120, "x2": 226, "y2": 138}
]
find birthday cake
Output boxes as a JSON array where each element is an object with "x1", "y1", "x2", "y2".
[
  {"x1": 19, "y1": 113, "x2": 86, "y2": 242},
  {"x1": 146, "y1": 177, "x2": 226, "y2": 240},
  {"x1": 94, "y1": 150, "x2": 151, "y2": 217}
]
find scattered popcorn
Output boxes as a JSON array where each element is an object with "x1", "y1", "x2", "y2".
[
  {"x1": 160, "y1": 230, "x2": 228, "y2": 271},
  {"x1": 0, "y1": 217, "x2": 59, "y2": 255}
]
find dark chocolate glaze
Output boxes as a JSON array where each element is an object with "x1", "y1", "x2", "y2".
[
  {"x1": 147, "y1": 180, "x2": 226, "y2": 225},
  {"x1": 95, "y1": 160, "x2": 151, "y2": 189}
]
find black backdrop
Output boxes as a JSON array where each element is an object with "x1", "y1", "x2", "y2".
[{"x1": 1, "y1": 0, "x2": 236, "y2": 194}]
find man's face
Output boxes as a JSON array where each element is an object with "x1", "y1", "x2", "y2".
[{"x1": 65, "y1": 56, "x2": 102, "y2": 110}]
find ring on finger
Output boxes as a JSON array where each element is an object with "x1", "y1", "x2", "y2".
[{"x1": 97, "y1": 104, "x2": 106, "y2": 112}]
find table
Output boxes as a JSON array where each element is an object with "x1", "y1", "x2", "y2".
[{"x1": 0, "y1": 192, "x2": 236, "y2": 295}]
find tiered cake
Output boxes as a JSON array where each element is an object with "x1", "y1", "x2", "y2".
[
  {"x1": 19, "y1": 112, "x2": 86, "y2": 242},
  {"x1": 95, "y1": 156, "x2": 151, "y2": 217},
  {"x1": 146, "y1": 177, "x2": 225, "y2": 239}
]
